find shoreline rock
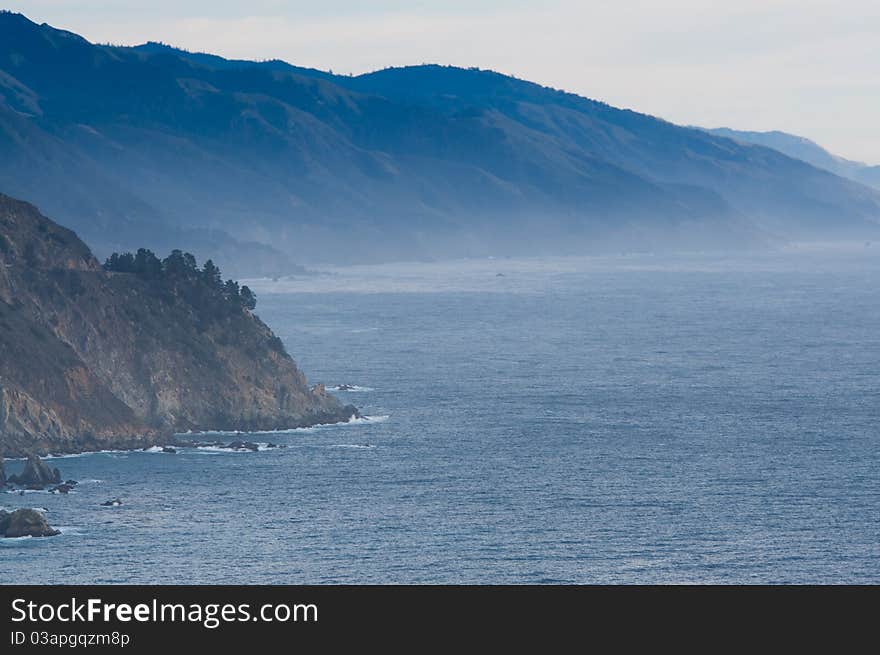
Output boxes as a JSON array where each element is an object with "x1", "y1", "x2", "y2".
[
  {"x1": 186, "y1": 440, "x2": 287, "y2": 452},
  {"x1": 0, "y1": 508, "x2": 60, "y2": 538},
  {"x1": 7, "y1": 454, "x2": 62, "y2": 489},
  {"x1": 1, "y1": 408, "x2": 358, "y2": 459}
]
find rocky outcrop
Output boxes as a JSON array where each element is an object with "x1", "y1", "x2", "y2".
[
  {"x1": 6, "y1": 454, "x2": 61, "y2": 489},
  {"x1": 0, "y1": 508, "x2": 60, "y2": 537},
  {"x1": 0, "y1": 193, "x2": 357, "y2": 456}
]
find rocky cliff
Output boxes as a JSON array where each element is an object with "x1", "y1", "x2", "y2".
[{"x1": 0, "y1": 193, "x2": 356, "y2": 456}]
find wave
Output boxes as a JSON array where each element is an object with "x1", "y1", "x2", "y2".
[
  {"x1": 329, "y1": 385, "x2": 374, "y2": 392},
  {"x1": 0, "y1": 535, "x2": 34, "y2": 543},
  {"x1": 6, "y1": 448, "x2": 130, "y2": 461},
  {"x1": 53, "y1": 526, "x2": 81, "y2": 536},
  {"x1": 194, "y1": 443, "x2": 280, "y2": 453},
  {"x1": 329, "y1": 444, "x2": 376, "y2": 449},
  {"x1": 178, "y1": 414, "x2": 389, "y2": 437},
  {"x1": 347, "y1": 414, "x2": 389, "y2": 425}
]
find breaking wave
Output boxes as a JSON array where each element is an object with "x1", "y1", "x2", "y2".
[{"x1": 178, "y1": 414, "x2": 389, "y2": 437}]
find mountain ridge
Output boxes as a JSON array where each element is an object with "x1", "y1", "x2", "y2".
[
  {"x1": 1, "y1": 11, "x2": 879, "y2": 271},
  {"x1": 701, "y1": 127, "x2": 880, "y2": 191}
]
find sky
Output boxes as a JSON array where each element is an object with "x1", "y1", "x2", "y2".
[{"x1": 6, "y1": 1, "x2": 879, "y2": 164}]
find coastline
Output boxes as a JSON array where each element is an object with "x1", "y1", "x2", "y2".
[{"x1": 0, "y1": 405, "x2": 360, "y2": 459}]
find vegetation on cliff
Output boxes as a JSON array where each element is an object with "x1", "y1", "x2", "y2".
[
  {"x1": 0, "y1": 193, "x2": 356, "y2": 457},
  {"x1": 104, "y1": 249, "x2": 257, "y2": 313}
]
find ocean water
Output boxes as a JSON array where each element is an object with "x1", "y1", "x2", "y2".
[{"x1": 2, "y1": 247, "x2": 879, "y2": 583}]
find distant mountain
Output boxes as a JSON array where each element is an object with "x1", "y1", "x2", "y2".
[
  {"x1": 1, "y1": 11, "x2": 879, "y2": 270},
  {"x1": 128, "y1": 41, "x2": 337, "y2": 80},
  {"x1": 0, "y1": 191, "x2": 355, "y2": 457},
  {"x1": 702, "y1": 127, "x2": 880, "y2": 191}
]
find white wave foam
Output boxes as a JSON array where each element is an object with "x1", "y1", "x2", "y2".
[
  {"x1": 329, "y1": 385, "x2": 375, "y2": 392},
  {"x1": 347, "y1": 414, "x2": 389, "y2": 424},
  {"x1": 329, "y1": 444, "x2": 376, "y2": 449},
  {"x1": 53, "y1": 526, "x2": 80, "y2": 536},
  {"x1": 42, "y1": 449, "x2": 130, "y2": 459},
  {"x1": 194, "y1": 443, "x2": 281, "y2": 453},
  {"x1": 141, "y1": 446, "x2": 178, "y2": 454},
  {"x1": 178, "y1": 414, "x2": 389, "y2": 437}
]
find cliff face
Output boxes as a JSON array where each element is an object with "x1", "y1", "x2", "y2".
[{"x1": 0, "y1": 193, "x2": 355, "y2": 456}]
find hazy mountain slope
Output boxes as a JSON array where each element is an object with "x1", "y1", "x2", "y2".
[
  {"x1": 343, "y1": 66, "x2": 880, "y2": 237},
  {"x1": 854, "y1": 166, "x2": 880, "y2": 189},
  {"x1": 703, "y1": 127, "x2": 880, "y2": 192},
  {"x1": 0, "y1": 192, "x2": 354, "y2": 457},
  {"x1": 1, "y1": 12, "x2": 879, "y2": 269}
]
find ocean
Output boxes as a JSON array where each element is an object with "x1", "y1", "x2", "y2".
[{"x1": 2, "y1": 247, "x2": 878, "y2": 583}]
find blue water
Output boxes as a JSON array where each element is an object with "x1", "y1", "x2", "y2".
[{"x1": 2, "y1": 249, "x2": 879, "y2": 583}]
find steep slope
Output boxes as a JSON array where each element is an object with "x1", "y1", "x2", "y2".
[
  {"x1": 0, "y1": 192, "x2": 355, "y2": 457},
  {"x1": 703, "y1": 127, "x2": 880, "y2": 191},
  {"x1": 855, "y1": 166, "x2": 880, "y2": 189},
  {"x1": 340, "y1": 66, "x2": 880, "y2": 238},
  {"x1": 1, "y1": 12, "x2": 879, "y2": 269}
]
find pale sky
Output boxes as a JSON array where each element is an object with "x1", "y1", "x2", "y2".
[{"x1": 6, "y1": 0, "x2": 879, "y2": 164}]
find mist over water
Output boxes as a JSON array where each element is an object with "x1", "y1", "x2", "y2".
[{"x1": 3, "y1": 247, "x2": 879, "y2": 583}]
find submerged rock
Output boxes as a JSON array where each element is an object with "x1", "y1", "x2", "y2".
[
  {"x1": 161, "y1": 446, "x2": 177, "y2": 454},
  {"x1": 0, "y1": 508, "x2": 60, "y2": 537},
  {"x1": 184, "y1": 439, "x2": 285, "y2": 451},
  {"x1": 227, "y1": 441, "x2": 260, "y2": 452},
  {"x1": 101, "y1": 498, "x2": 123, "y2": 507},
  {"x1": 49, "y1": 483, "x2": 74, "y2": 495},
  {"x1": 7, "y1": 454, "x2": 62, "y2": 489}
]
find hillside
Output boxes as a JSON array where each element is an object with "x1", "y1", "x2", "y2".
[
  {"x1": 0, "y1": 192, "x2": 355, "y2": 457},
  {"x1": 1, "y1": 11, "x2": 880, "y2": 270},
  {"x1": 703, "y1": 127, "x2": 880, "y2": 191}
]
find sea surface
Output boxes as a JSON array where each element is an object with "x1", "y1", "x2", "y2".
[{"x1": 2, "y1": 247, "x2": 879, "y2": 583}]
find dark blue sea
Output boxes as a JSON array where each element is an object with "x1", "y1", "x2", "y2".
[{"x1": 3, "y1": 248, "x2": 879, "y2": 583}]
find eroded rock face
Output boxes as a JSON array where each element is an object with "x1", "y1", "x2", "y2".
[
  {"x1": 0, "y1": 508, "x2": 60, "y2": 538},
  {"x1": 7, "y1": 454, "x2": 61, "y2": 489},
  {"x1": 0, "y1": 194, "x2": 356, "y2": 457}
]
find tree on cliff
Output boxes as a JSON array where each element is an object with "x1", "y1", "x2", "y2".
[
  {"x1": 240, "y1": 285, "x2": 257, "y2": 311},
  {"x1": 104, "y1": 249, "x2": 256, "y2": 311}
]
